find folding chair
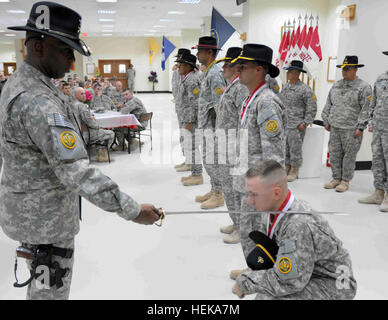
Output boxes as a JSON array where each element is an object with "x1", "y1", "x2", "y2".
[
  {"x1": 86, "y1": 128, "x2": 112, "y2": 163},
  {"x1": 126, "y1": 112, "x2": 153, "y2": 154}
]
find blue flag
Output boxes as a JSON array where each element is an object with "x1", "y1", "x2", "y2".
[
  {"x1": 161, "y1": 36, "x2": 176, "y2": 71},
  {"x1": 211, "y1": 7, "x2": 236, "y2": 50}
]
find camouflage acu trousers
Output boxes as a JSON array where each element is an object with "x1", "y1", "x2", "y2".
[
  {"x1": 26, "y1": 238, "x2": 74, "y2": 300},
  {"x1": 372, "y1": 131, "x2": 388, "y2": 191},
  {"x1": 286, "y1": 128, "x2": 306, "y2": 167},
  {"x1": 235, "y1": 191, "x2": 267, "y2": 259},
  {"x1": 329, "y1": 127, "x2": 362, "y2": 181},
  {"x1": 182, "y1": 127, "x2": 203, "y2": 176},
  {"x1": 218, "y1": 164, "x2": 237, "y2": 224}
]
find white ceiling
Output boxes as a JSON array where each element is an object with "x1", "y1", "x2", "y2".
[{"x1": 0, "y1": 0, "x2": 243, "y2": 43}]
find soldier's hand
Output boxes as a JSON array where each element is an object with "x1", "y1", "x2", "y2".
[
  {"x1": 185, "y1": 123, "x2": 193, "y2": 131},
  {"x1": 232, "y1": 283, "x2": 245, "y2": 299},
  {"x1": 133, "y1": 204, "x2": 161, "y2": 225},
  {"x1": 354, "y1": 129, "x2": 363, "y2": 138},
  {"x1": 368, "y1": 125, "x2": 373, "y2": 133},
  {"x1": 298, "y1": 123, "x2": 307, "y2": 132},
  {"x1": 325, "y1": 124, "x2": 330, "y2": 132}
]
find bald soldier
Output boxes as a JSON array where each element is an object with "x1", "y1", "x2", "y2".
[
  {"x1": 278, "y1": 60, "x2": 317, "y2": 182},
  {"x1": 232, "y1": 160, "x2": 357, "y2": 300},
  {"x1": 0, "y1": 2, "x2": 161, "y2": 300},
  {"x1": 110, "y1": 81, "x2": 125, "y2": 111}
]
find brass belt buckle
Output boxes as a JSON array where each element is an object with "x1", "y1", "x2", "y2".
[{"x1": 154, "y1": 208, "x2": 165, "y2": 227}]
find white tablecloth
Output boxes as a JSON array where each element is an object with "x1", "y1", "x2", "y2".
[{"x1": 93, "y1": 111, "x2": 141, "y2": 129}]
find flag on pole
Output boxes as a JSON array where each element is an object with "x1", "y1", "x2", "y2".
[
  {"x1": 301, "y1": 25, "x2": 322, "y2": 79},
  {"x1": 149, "y1": 37, "x2": 161, "y2": 66},
  {"x1": 161, "y1": 36, "x2": 176, "y2": 71},
  {"x1": 210, "y1": 7, "x2": 237, "y2": 51},
  {"x1": 275, "y1": 29, "x2": 287, "y2": 67},
  {"x1": 298, "y1": 24, "x2": 313, "y2": 62},
  {"x1": 284, "y1": 28, "x2": 295, "y2": 65},
  {"x1": 280, "y1": 29, "x2": 291, "y2": 62},
  {"x1": 294, "y1": 22, "x2": 307, "y2": 58},
  {"x1": 286, "y1": 23, "x2": 300, "y2": 65}
]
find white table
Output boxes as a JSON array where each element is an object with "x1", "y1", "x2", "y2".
[
  {"x1": 298, "y1": 124, "x2": 327, "y2": 179},
  {"x1": 93, "y1": 111, "x2": 141, "y2": 129}
]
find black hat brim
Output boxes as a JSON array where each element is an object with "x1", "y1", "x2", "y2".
[
  {"x1": 336, "y1": 64, "x2": 365, "y2": 68},
  {"x1": 192, "y1": 45, "x2": 222, "y2": 51},
  {"x1": 284, "y1": 66, "x2": 307, "y2": 73},
  {"x1": 176, "y1": 59, "x2": 198, "y2": 70},
  {"x1": 383, "y1": 52, "x2": 388, "y2": 56},
  {"x1": 8, "y1": 25, "x2": 91, "y2": 57},
  {"x1": 232, "y1": 56, "x2": 280, "y2": 78}
]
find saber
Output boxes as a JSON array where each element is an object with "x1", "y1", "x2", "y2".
[{"x1": 154, "y1": 209, "x2": 348, "y2": 227}]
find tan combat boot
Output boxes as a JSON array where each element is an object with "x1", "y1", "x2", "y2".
[
  {"x1": 358, "y1": 189, "x2": 384, "y2": 204},
  {"x1": 285, "y1": 164, "x2": 291, "y2": 175},
  {"x1": 201, "y1": 191, "x2": 225, "y2": 209},
  {"x1": 336, "y1": 180, "x2": 349, "y2": 192},
  {"x1": 287, "y1": 166, "x2": 299, "y2": 182},
  {"x1": 176, "y1": 164, "x2": 192, "y2": 172},
  {"x1": 379, "y1": 192, "x2": 388, "y2": 212},
  {"x1": 97, "y1": 149, "x2": 109, "y2": 162},
  {"x1": 174, "y1": 161, "x2": 186, "y2": 169},
  {"x1": 323, "y1": 179, "x2": 341, "y2": 189},
  {"x1": 195, "y1": 188, "x2": 214, "y2": 203},
  {"x1": 223, "y1": 230, "x2": 240, "y2": 244},
  {"x1": 220, "y1": 224, "x2": 236, "y2": 234},
  {"x1": 230, "y1": 268, "x2": 251, "y2": 280},
  {"x1": 112, "y1": 140, "x2": 125, "y2": 152},
  {"x1": 182, "y1": 175, "x2": 204, "y2": 186}
]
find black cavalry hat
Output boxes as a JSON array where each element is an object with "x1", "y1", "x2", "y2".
[
  {"x1": 176, "y1": 53, "x2": 198, "y2": 69},
  {"x1": 383, "y1": 51, "x2": 388, "y2": 56},
  {"x1": 336, "y1": 55, "x2": 364, "y2": 68},
  {"x1": 246, "y1": 231, "x2": 279, "y2": 271},
  {"x1": 174, "y1": 48, "x2": 191, "y2": 58},
  {"x1": 284, "y1": 60, "x2": 307, "y2": 73},
  {"x1": 232, "y1": 44, "x2": 280, "y2": 78},
  {"x1": 8, "y1": 1, "x2": 91, "y2": 56},
  {"x1": 216, "y1": 47, "x2": 242, "y2": 64},
  {"x1": 192, "y1": 36, "x2": 221, "y2": 50}
]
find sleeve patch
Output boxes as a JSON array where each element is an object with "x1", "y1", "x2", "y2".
[
  {"x1": 274, "y1": 85, "x2": 280, "y2": 92},
  {"x1": 278, "y1": 257, "x2": 293, "y2": 274},
  {"x1": 60, "y1": 131, "x2": 77, "y2": 149},
  {"x1": 266, "y1": 119, "x2": 279, "y2": 133},
  {"x1": 215, "y1": 86, "x2": 224, "y2": 95},
  {"x1": 312, "y1": 94, "x2": 317, "y2": 101},
  {"x1": 193, "y1": 88, "x2": 200, "y2": 95}
]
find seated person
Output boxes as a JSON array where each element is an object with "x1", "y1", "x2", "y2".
[
  {"x1": 110, "y1": 81, "x2": 126, "y2": 110},
  {"x1": 90, "y1": 83, "x2": 114, "y2": 113},
  {"x1": 232, "y1": 160, "x2": 357, "y2": 300},
  {"x1": 121, "y1": 90, "x2": 148, "y2": 127},
  {"x1": 72, "y1": 87, "x2": 115, "y2": 162}
]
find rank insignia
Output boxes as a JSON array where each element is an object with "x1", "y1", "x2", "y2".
[
  {"x1": 368, "y1": 95, "x2": 372, "y2": 102},
  {"x1": 266, "y1": 120, "x2": 279, "y2": 133},
  {"x1": 312, "y1": 94, "x2": 317, "y2": 101},
  {"x1": 278, "y1": 257, "x2": 292, "y2": 274},
  {"x1": 193, "y1": 88, "x2": 200, "y2": 95},
  {"x1": 215, "y1": 87, "x2": 223, "y2": 95},
  {"x1": 60, "y1": 131, "x2": 76, "y2": 149}
]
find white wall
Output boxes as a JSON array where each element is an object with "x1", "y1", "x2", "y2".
[
  {"x1": 0, "y1": 44, "x2": 16, "y2": 72},
  {"x1": 80, "y1": 36, "x2": 181, "y2": 92}
]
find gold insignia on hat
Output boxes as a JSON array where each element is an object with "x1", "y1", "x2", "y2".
[
  {"x1": 274, "y1": 85, "x2": 280, "y2": 92},
  {"x1": 257, "y1": 256, "x2": 264, "y2": 264},
  {"x1": 266, "y1": 120, "x2": 279, "y2": 133},
  {"x1": 60, "y1": 131, "x2": 76, "y2": 149},
  {"x1": 278, "y1": 257, "x2": 292, "y2": 274},
  {"x1": 343, "y1": 58, "x2": 348, "y2": 65},
  {"x1": 312, "y1": 94, "x2": 317, "y2": 101},
  {"x1": 215, "y1": 87, "x2": 223, "y2": 95},
  {"x1": 193, "y1": 88, "x2": 200, "y2": 95},
  {"x1": 368, "y1": 95, "x2": 372, "y2": 102}
]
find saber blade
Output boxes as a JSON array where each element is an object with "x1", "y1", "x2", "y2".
[{"x1": 162, "y1": 210, "x2": 349, "y2": 216}]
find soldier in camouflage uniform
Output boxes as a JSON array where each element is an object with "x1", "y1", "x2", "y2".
[
  {"x1": 175, "y1": 53, "x2": 203, "y2": 186},
  {"x1": 126, "y1": 64, "x2": 136, "y2": 93},
  {"x1": 215, "y1": 47, "x2": 249, "y2": 244},
  {"x1": 193, "y1": 36, "x2": 227, "y2": 209},
  {"x1": 0, "y1": 2, "x2": 161, "y2": 300},
  {"x1": 265, "y1": 74, "x2": 280, "y2": 95},
  {"x1": 322, "y1": 56, "x2": 372, "y2": 193},
  {"x1": 110, "y1": 81, "x2": 125, "y2": 111},
  {"x1": 232, "y1": 160, "x2": 357, "y2": 300},
  {"x1": 230, "y1": 44, "x2": 286, "y2": 277},
  {"x1": 359, "y1": 51, "x2": 388, "y2": 211},
  {"x1": 90, "y1": 83, "x2": 114, "y2": 113},
  {"x1": 73, "y1": 87, "x2": 115, "y2": 162},
  {"x1": 279, "y1": 60, "x2": 317, "y2": 182}
]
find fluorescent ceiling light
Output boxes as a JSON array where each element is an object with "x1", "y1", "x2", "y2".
[
  {"x1": 96, "y1": 0, "x2": 117, "y2": 3},
  {"x1": 160, "y1": 19, "x2": 173, "y2": 22},
  {"x1": 101, "y1": 25, "x2": 114, "y2": 28},
  {"x1": 168, "y1": 11, "x2": 185, "y2": 15},
  {"x1": 232, "y1": 12, "x2": 243, "y2": 16},
  {"x1": 7, "y1": 10, "x2": 26, "y2": 13},
  {"x1": 102, "y1": 33, "x2": 113, "y2": 36},
  {"x1": 98, "y1": 10, "x2": 116, "y2": 14},
  {"x1": 153, "y1": 25, "x2": 166, "y2": 28},
  {"x1": 99, "y1": 18, "x2": 114, "y2": 22},
  {"x1": 178, "y1": 0, "x2": 200, "y2": 3},
  {"x1": 148, "y1": 30, "x2": 157, "y2": 32},
  {"x1": 0, "y1": 0, "x2": 10, "y2": 2},
  {"x1": 144, "y1": 34, "x2": 154, "y2": 36},
  {"x1": 102, "y1": 30, "x2": 113, "y2": 32}
]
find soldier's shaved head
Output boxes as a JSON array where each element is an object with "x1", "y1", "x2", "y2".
[{"x1": 74, "y1": 87, "x2": 86, "y2": 102}]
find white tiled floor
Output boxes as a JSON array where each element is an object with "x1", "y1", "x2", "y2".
[{"x1": 0, "y1": 93, "x2": 387, "y2": 300}]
